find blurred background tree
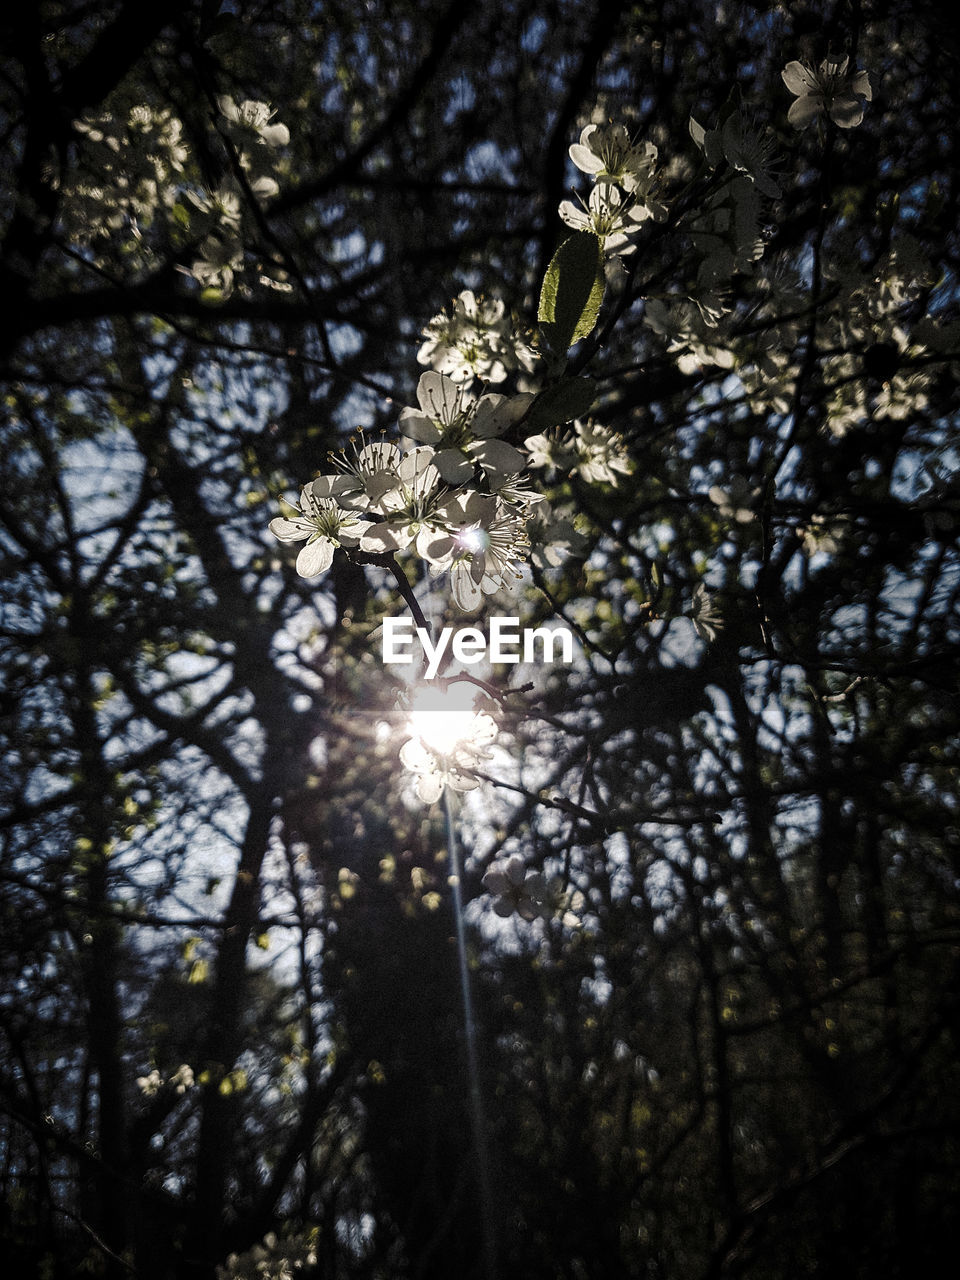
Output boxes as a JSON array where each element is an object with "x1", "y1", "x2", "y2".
[{"x1": 1, "y1": 1, "x2": 958, "y2": 1278}]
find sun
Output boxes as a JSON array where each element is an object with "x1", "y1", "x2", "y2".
[{"x1": 407, "y1": 681, "x2": 483, "y2": 754}]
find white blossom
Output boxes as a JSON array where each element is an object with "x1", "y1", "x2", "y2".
[
  {"x1": 417, "y1": 290, "x2": 531, "y2": 383},
  {"x1": 689, "y1": 584, "x2": 723, "y2": 643},
  {"x1": 216, "y1": 1230, "x2": 317, "y2": 1280},
  {"x1": 441, "y1": 492, "x2": 529, "y2": 610},
  {"x1": 482, "y1": 854, "x2": 551, "y2": 921},
  {"x1": 217, "y1": 97, "x2": 291, "y2": 149},
  {"x1": 569, "y1": 123, "x2": 659, "y2": 193},
  {"x1": 800, "y1": 514, "x2": 844, "y2": 557},
  {"x1": 526, "y1": 501, "x2": 588, "y2": 570},
  {"x1": 169, "y1": 1064, "x2": 195, "y2": 1095},
  {"x1": 782, "y1": 56, "x2": 872, "y2": 129},
  {"x1": 709, "y1": 476, "x2": 757, "y2": 523},
  {"x1": 68, "y1": 108, "x2": 188, "y2": 238},
  {"x1": 690, "y1": 112, "x2": 782, "y2": 199},
  {"x1": 187, "y1": 183, "x2": 244, "y2": 229},
  {"x1": 64, "y1": 100, "x2": 288, "y2": 298},
  {"x1": 269, "y1": 478, "x2": 372, "y2": 577},
  {"x1": 523, "y1": 427, "x2": 576, "y2": 473},
  {"x1": 137, "y1": 1069, "x2": 162, "y2": 1097},
  {"x1": 573, "y1": 419, "x2": 634, "y2": 485},
  {"x1": 399, "y1": 372, "x2": 529, "y2": 485},
  {"x1": 644, "y1": 297, "x2": 735, "y2": 373},
  {"x1": 136, "y1": 1064, "x2": 194, "y2": 1098},
  {"x1": 190, "y1": 233, "x2": 244, "y2": 293},
  {"x1": 559, "y1": 181, "x2": 654, "y2": 255},
  {"x1": 328, "y1": 437, "x2": 404, "y2": 507},
  {"x1": 358, "y1": 447, "x2": 456, "y2": 560}
]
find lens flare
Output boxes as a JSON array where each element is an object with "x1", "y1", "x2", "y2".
[{"x1": 457, "y1": 526, "x2": 489, "y2": 553}]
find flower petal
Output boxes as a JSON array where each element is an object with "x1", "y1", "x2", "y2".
[
  {"x1": 400, "y1": 738, "x2": 431, "y2": 770},
  {"x1": 397, "y1": 446, "x2": 439, "y2": 485},
  {"x1": 337, "y1": 519, "x2": 373, "y2": 546},
  {"x1": 568, "y1": 143, "x2": 604, "y2": 174},
  {"x1": 524, "y1": 872, "x2": 548, "y2": 899},
  {"x1": 417, "y1": 370, "x2": 463, "y2": 423},
  {"x1": 451, "y1": 563, "x2": 483, "y2": 611},
  {"x1": 399, "y1": 409, "x2": 441, "y2": 445},
  {"x1": 417, "y1": 774, "x2": 444, "y2": 804},
  {"x1": 449, "y1": 771, "x2": 479, "y2": 792},
  {"x1": 269, "y1": 516, "x2": 311, "y2": 542},
  {"x1": 360, "y1": 523, "x2": 410, "y2": 553},
  {"x1": 261, "y1": 122, "x2": 290, "y2": 147},
  {"x1": 850, "y1": 69, "x2": 872, "y2": 101},
  {"x1": 505, "y1": 854, "x2": 526, "y2": 886},
  {"x1": 781, "y1": 61, "x2": 818, "y2": 95},
  {"x1": 558, "y1": 200, "x2": 590, "y2": 231},
  {"x1": 829, "y1": 95, "x2": 866, "y2": 128},
  {"x1": 311, "y1": 473, "x2": 353, "y2": 500},
  {"x1": 472, "y1": 438, "x2": 527, "y2": 476},
  {"x1": 481, "y1": 870, "x2": 511, "y2": 895},
  {"x1": 296, "y1": 537, "x2": 334, "y2": 577},
  {"x1": 433, "y1": 448, "x2": 475, "y2": 485},
  {"x1": 819, "y1": 55, "x2": 849, "y2": 77},
  {"x1": 471, "y1": 391, "x2": 534, "y2": 438},
  {"x1": 417, "y1": 526, "x2": 456, "y2": 566},
  {"x1": 787, "y1": 95, "x2": 822, "y2": 128}
]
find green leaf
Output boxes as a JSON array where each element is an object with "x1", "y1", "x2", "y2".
[
  {"x1": 521, "y1": 377, "x2": 596, "y2": 435},
  {"x1": 538, "y1": 232, "x2": 605, "y2": 354}
]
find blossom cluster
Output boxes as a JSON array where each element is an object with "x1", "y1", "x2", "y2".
[
  {"x1": 65, "y1": 106, "x2": 189, "y2": 244},
  {"x1": 481, "y1": 853, "x2": 585, "y2": 926},
  {"x1": 270, "y1": 371, "x2": 547, "y2": 611},
  {"x1": 61, "y1": 98, "x2": 289, "y2": 297},
  {"x1": 525, "y1": 417, "x2": 634, "y2": 486},
  {"x1": 738, "y1": 231, "x2": 941, "y2": 438},
  {"x1": 643, "y1": 295, "x2": 736, "y2": 376},
  {"x1": 190, "y1": 97, "x2": 291, "y2": 295},
  {"x1": 481, "y1": 853, "x2": 551, "y2": 921},
  {"x1": 216, "y1": 1230, "x2": 317, "y2": 1280},
  {"x1": 627, "y1": 104, "x2": 783, "y2": 375},
  {"x1": 136, "y1": 1063, "x2": 195, "y2": 1097},
  {"x1": 418, "y1": 289, "x2": 536, "y2": 385},
  {"x1": 687, "y1": 111, "x2": 779, "y2": 291},
  {"x1": 642, "y1": 50, "x2": 871, "y2": 379},
  {"x1": 559, "y1": 121, "x2": 667, "y2": 256},
  {"x1": 818, "y1": 233, "x2": 936, "y2": 436}
]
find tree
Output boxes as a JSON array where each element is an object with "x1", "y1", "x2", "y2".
[{"x1": 1, "y1": 1, "x2": 958, "y2": 1277}]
